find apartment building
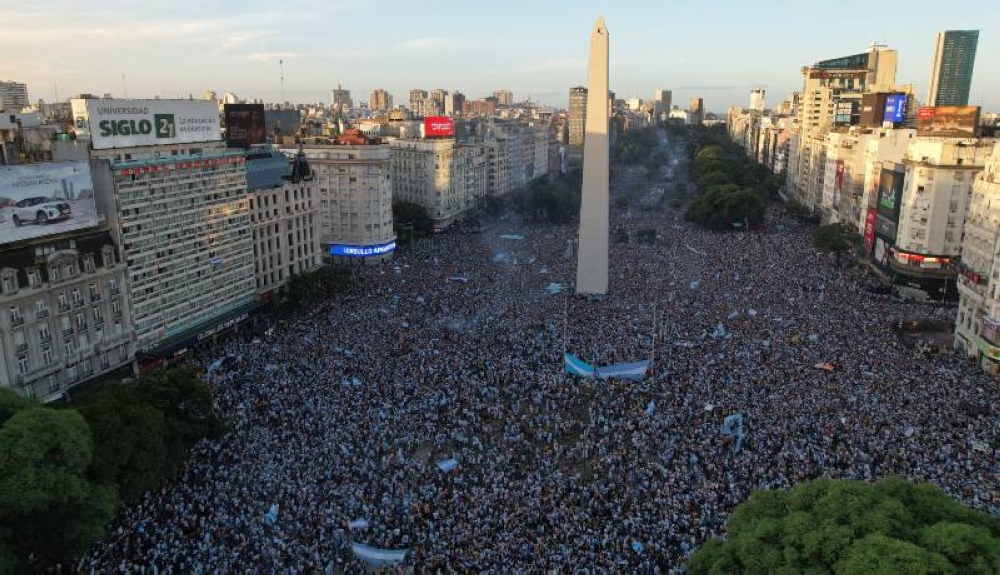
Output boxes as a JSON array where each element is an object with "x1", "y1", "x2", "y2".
[{"x1": 390, "y1": 137, "x2": 486, "y2": 226}]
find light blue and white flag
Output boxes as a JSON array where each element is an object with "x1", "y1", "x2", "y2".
[
  {"x1": 264, "y1": 504, "x2": 279, "y2": 525},
  {"x1": 436, "y1": 458, "x2": 459, "y2": 473},
  {"x1": 564, "y1": 353, "x2": 596, "y2": 377},
  {"x1": 350, "y1": 543, "x2": 408, "y2": 566},
  {"x1": 646, "y1": 400, "x2": 656, "y2": 416},
  {"x1": 597, "y1": 360, "x2": 651, "y2": 380},
  {"x1": 721, "y1": 413, "x2": 745, "y2": 453},
  {"x1": 348, "y1": 519, "x2": 370, "y2": 531}
]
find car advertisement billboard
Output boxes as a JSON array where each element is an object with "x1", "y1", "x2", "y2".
[
  {"x1": 424, "y1": 116, "x2": 455, "y2": 137},
  {"x1": 224, "y1": 104, "x2": 266, "y2": 148},
  {"x1": 917, "y1": 106, "x2": 980, "y2": 137},
  {"x1": 0, "y1": 161, "x2": 98, "y2": 246},
  {"x1": 73, "y1": 99, "x2": 221, "y2": 150},
  {"x1": 883, "y1": 94, "x2": 906, "y2": 124}
]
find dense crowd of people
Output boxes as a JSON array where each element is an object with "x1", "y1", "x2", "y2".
[{"x1": 84, "y1": 159, "x2": 998, "y2": 573}]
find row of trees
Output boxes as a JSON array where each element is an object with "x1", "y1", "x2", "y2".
[
  {"x1": 689, "y1": 477, "x2": 1000, "y2": 574},
  {"x1": 0, "y1": 368, "x2": 221, "y2": 569},
  {"x1": 685, "y1": 125, "x2": 782, "y2": 230}
]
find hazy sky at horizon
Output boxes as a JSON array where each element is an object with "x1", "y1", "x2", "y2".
[{"x1": 3, "y1": 0, "x2": 998, "y2": 113}]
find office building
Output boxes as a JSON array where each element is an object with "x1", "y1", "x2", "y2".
[
  {"x1": 0, "y1": 81, "x2": 29, "y2": 112},
  {"x1": 568, "y1": 86, "x2": 588, "y2": 165},
  {"x1": 409, "y1": 89, "x2": 428, "y2": 116},
  {"x1": 689, "y1": 98, "x2": 704, "y2": 126},
  {"x1": 390, "y1": 137, "x2": 487, "y2": 226},
  {"x1": 298, "y1": 131, "x2": 396, "y2": 262},
  {"x1": 331, "y1": 84, "x2": 353, "y2": 115},
  {"x1": 955, "y1": 143, "x2": 1000, "y2": 372},
  {"x1": 444, "y1": 92, "x2": 465, "y2": 117},
  {"x1": 369, "y1": 89, "x2": 392, "y2": 112},
  {"x1": 72, "y1": 98, "x2": 258, "y2": 356},
  {"x1": 247, "y1": 149, "x2": 321, "y2": 295},
  {"x1": 494, "y1": 90, "x2": 514, "y2": 107},
  {"x1": 928, "y1": 30, "x2": 979, "y2": 107},
  {"x1": 750, "y1": 89, "x2": 766, "y2": 112},
  {"x1": 653, "y1": 90, "x2": 672, "y2": 121},
  {"x1": 0, "y1": 230, "x2": 134, "y2": 401}
]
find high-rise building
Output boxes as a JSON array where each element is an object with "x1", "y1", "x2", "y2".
[
  {"x1": 331, "y1": 84, "x2": 353, "y2": 115},
  {"x1": 0, "y1": 81, "x2": 29, "y2": 112},
  {"x1": 444, "y1": 92, "x2": 465, "y2": 117},
  {"x1": 494, "y1": 90, "x2": 514, "y2": 107},
  {"x1": 369, "y1": 89, "x2": 392, "y2": 112},
  {"x1": 409, "y1": 89, "x2": 428, "y2": 115},
  {"x1": 568, "y1": 86, "x2": 588, "y2": 164},
  {"x1": 928, "y1": 30, "x2": 979, "y2": 107},
  {"x1": 390, "y1": 138, "x2": 487, "y2": 226},
  {"x1": 689, "y1": 98, "x2": 704, "y2": 126},
  {"x1": 750, "y1": 88, "x2": 766, "y2": 112},
  {"x1": 653, "y1": 90, "x2": 672, "y2": 120},
  {"x1": 72, "y1": 98, "x2": 258, "y2": 355}
]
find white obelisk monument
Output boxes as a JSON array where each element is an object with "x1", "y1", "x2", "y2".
[{"x1": 575, "y1": 16, "x2": 610, "y2": 295}]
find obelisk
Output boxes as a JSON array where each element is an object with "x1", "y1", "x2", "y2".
[{"x1": 575, "y1": 16, "x2": 609, "y2": 295}]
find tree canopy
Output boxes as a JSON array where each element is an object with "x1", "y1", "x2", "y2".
[{"x1": 687, "y1": 477, "x2": 1000, "y2": 575}]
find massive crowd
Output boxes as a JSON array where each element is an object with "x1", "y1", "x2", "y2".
[{"x1": 84, "y1": 158, "x2": 998, "y2": 573}]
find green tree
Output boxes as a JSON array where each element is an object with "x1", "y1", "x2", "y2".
[
  {"x1": 76, "y1": 383, "x2": 170, "y2": 503},
  {"x1": 686, "y1": 185, "x2": 764, "y2": 230},
  {"x1": 0, "y1": 406, "x2": 118, "y2": 562},
  {"x1": 814, "y1": 223, "x2": 859, "y2": 264},
  {"x1": 135, "y1": 367, "x2": 221, "y2": 471},
  {"x1": 688, "y1": 478, "x2": 1000, "y2": 575}
]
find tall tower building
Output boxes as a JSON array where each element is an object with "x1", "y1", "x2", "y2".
[
  {"x1": 750, "y1": 89, "x2": 766, "y2": 112},
  {"x1": 653, "y1": 89, "x2": 672, "y2": 120},
  {"x1": 0, "y1": 81, "x2": 29, "y2": 112},
  {"x1": 331, "y1": 84, "x2": 352, "y2": 114},
  {"x1": 369, "y1": 89, "x2": 392, "y2": 112},
  {"x1": 928, "y1": 30, "x2": 979, "y2": 107},
  {"x1": 575, "y1": 17, "x2": 610, "y2": 296},
  {"x1": 409, "y1": 89, "x2": 428, "y2": 115},
  {"x1": 689, "y1": 97, "x2": 704, "y2": 125},
  {"x1": 568, "y1": 86, "x2": 588, "y2": 164}
]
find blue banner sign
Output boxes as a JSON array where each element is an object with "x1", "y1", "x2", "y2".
[{"x1": 329, "y1": 240, "x2": 396, "y2": 257}]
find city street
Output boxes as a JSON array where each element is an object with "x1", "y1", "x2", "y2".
[{"x1": 84, "y1": 149, "x2": 999, "y2": 573}]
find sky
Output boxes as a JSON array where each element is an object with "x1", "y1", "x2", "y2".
[{"x1": 2, "y1": 0, "x2": 998, "y2": 113}]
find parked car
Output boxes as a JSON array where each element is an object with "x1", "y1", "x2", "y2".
[{"x1": 11, "y1": 197, "x2": 71, "y2": 226}]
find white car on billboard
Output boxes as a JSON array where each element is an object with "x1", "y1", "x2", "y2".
[{"x1": 11, "y1": 196, "x2": 72, "y2": 226}]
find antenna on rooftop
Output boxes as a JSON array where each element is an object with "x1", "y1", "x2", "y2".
[{"x1": 280, "y1": 60, "x2": 286, "y2": 105}]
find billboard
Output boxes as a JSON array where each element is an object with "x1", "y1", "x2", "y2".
[
  {"x1": 876, "y1": 164, "x2": 905, "y2": 222},
  {"x1": 860, "y1": 93, "x2": 889, "y2": 127},
  {"x1": 834, "y1": 100, "x2": 858, "y2": 125},
  {"x1": 264, "y1": 109, "x2": 301, "y2": 137},
  {"x1": 883, "y1": 94, "x2": 906, "y2": 124},
  {"x1": 0, "y1": 161, "x2": 99, "y2": 245},
  {"x1": 72, "y1": 99, "x2": 220, "y2": 149},
  {"x1": 224, "y1": 104, "x2": 266, "y2": 148},
  {"x1": 917, "y1": 106, "x2": 980, "y2": 137},
  {"x1": 424, "y1": 116, "x2": 455, "y2": 137},
  {"x1": 863, "y1": 208, "x2": 877, "y2": 254},
  {"x1": 329, "y1": 240, "x2": 396, "y2": 258}
]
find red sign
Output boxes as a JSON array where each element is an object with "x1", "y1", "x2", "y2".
[
  {"x1": 864, "y1": 208, "x2": 876, "y2": 254},
  {"x1": 424, "y1": 116, "x2": 455, "y2": 137},
  {"x1": 918, "y1": 107, "x2": 936, "y2": 120},
  {"x1": 835, "y1": 160, "x2": 845, "y2": 191}
]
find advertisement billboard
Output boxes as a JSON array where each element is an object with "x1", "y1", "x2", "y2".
[
  {"x1": 876, "y1": 164, "x2": 905, "y2": 222},
  {"x1": 834, "y1": 100, "x2": 858, "y2": 125},
  {"x1": 835, "y1": 160, "x2": 845, "y2": 192},
  {"x1": 0, "y1": 161, "x2": 98, "y2": 245},
  {"x1": 917, "y1": 106, "x2": 980, "y2": 137},
  {"x1": 224, "y1": 104, "x2": 266, "y2": 148},
  {"x1": 73, "y1": 99, "x2": 220, "y2": 150},
  {"x1": 264, "y1": 109, "x2": 301, "y2": 137},
  {"x1": 424, "y1": 116, "x2": 455, "y2": 138},
  {"x1": 883, "y1": 94, "x2": 906, "y2": 124},
  {"x1": 863, "y1": 208, "x2": 877, "y2": 254},
  {"x1": 860, "y1": 93, "x2": 889, "y2": 127},
  {"x1": 329, "y1": 240, "x2": 396, "y2": 258}
]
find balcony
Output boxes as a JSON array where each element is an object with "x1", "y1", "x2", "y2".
[
  {"x1": 40, "y1": 333, "x2": 51, "y2": 344},
  {"x1": 62, "y1": 327, "x2": 74, "y2": 337},
  {"x1": 16, "y1": 343, "x2": 28, "y2": 353},
  {"x1": 36, "y1": 309, "x2": 49, "y2": 319},
  {"x1": 91, "y1": 293, "x2": 101, "y2": 302},
  {"x1": 11, "y1": 316, "x2": 24, "y2": 327},
  {"x1": 58, "y1": 302, "x2": 70, "y2": 313},
  {"x1": 72, "y1": 298, "x2": 84, "y2": 308}
]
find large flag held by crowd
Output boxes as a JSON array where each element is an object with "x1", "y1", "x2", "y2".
[
  {"x1": 720, "y1": 413, "x2": 745, "y2": 453},
  {"x1": 350, "y1": 543, "x2": 408, "y2": 566},
  {"x1": 564, "y1": 354, "x2": 650, "y2": 380}
]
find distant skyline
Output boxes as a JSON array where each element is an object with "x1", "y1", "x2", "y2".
[{"x1": 2, "y1": 0, "x2": 998, "y2": 113}]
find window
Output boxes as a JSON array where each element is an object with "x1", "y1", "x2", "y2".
[
  {"x1": 67, "y1": 363, "x2": 79, "y2": 382},
  {"x1": 93, "y1": 306, "x2": 103, "y2": 324},
  {"x1": 13, "y1": 330, "x2": 26, "y2": 350},
  {"x1": 71, "y1": 288, "x2": 82, "y2": 305},
  {"x1": 39, "y1": 323, "x2": 50, "y2": 342},
  {"x1": 42, "y1": 347, "x2": 53, "y2": 365},
  {"x1": 27, "y1": 268, "x2": 40, "y2": 287},
  {"x1": 61, "y1": 316, "x2": 72, "y2": 335},
  {"x1": 109, "y1": 278, "x2": 119, "y2": 295},
  {"x1": 58, "y1": 292, "x2": 69, "y2": 310},
  {"x1": 17, "y1": 355, "x2": 29, "y2": 375},
  {"x1": 112, "y1": 300, "x2": 121, "y2": 317},
  {"x1": 83, "y1": 255, "x2": 95, "y2": 272},
  {"x1": 10, "y1": 306, "x2": 22, "y2": 325},
  {"x1": 75, "y1": 312, "x2": 87, "y2": 331},
  {"x1": 1, "y1": 274, "x2": 15, "y2": 294},
  {"x1": 89, "y1": 284, "x2": 99, "y2": 301},
  {"x1": 50, "y1": 266, "x2": 60, "y2": 281},
  {"x1": 36, "y1": 299, "x2": 48, "y2": 318},
  {"x1": 64, "y1": 339, "x2": 75, "y2": 356}
]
